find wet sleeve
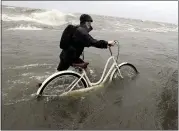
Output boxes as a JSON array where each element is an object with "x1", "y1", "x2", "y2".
[{"x1": 73, "y1": 28, "x2": 108, "y2": 49}]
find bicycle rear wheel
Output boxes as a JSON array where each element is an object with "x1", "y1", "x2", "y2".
[
  {"x1": 37, "y1": 71, "x2": 87, "y2": 97},
  {"x1": 110, "y1": 62, "x2": 139, "y2": 81}
]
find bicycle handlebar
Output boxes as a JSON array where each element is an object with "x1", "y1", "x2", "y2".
[{"x1": 108, "y1": 40, "x2": 120, "y2": 61}]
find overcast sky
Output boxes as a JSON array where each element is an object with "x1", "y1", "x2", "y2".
[{"x1": 2, "y1": 1, "x2": 178, "y2": 24}]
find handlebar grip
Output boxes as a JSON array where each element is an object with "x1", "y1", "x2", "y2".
[{"x1": 108, "y1": 40, "x2": 120, "y2": 60}]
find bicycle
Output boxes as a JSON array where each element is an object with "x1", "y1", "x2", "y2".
[{"x1": 36, "y1": 40, "x2": 139, "y2": 97}]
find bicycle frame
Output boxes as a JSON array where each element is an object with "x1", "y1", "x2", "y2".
[
  {"x1": 69, "y1": 55, "x2": 123, "y2": 91},
  {"x1": 66, "y1": 43, "x2": 125, "y2": 92}
]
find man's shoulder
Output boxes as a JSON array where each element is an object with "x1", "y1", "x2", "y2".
[{"x1": 76, "y1": 26, "x2": 88, "y2": 34}]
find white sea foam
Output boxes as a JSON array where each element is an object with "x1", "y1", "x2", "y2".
[
  {"x1": 29, "y1": 75, "x2": 49, "y2": 81},
  {"x1": 5, "y1": 6, "x2": 16, "y2": 9},
  {"x1": 2, "y1": 14, "x2": 34, "y2": 22},
  {"x1": 4, "y1": 97, "x2": 32, "y2": 105},
  {"x1": 30, "y1": 9, "x2": 73, "y2": 26},
  {"x1": 2, "y1": 9, "x2": 76, "y2": 26},
  {"x1": 127, "y1": 27, "x2": 139, "y2": 32},
  {"x1": 21, "y1": 72, "x2": 34, "y2": 77},
  {"x1": 6, "y1": 79, "x2": 30, "y2": 86},
  {"x1": 7, "y1": 24, "x2": 43, "y2": 30},
  {"x1": 143, "y1": 27, "x2": 178, "y2": 33},
  {"x1": 9, "y1": 63, "x2": 54, "y2": 69}
]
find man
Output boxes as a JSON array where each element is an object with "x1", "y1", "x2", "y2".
[{"x1": 57, "y1": 14, "x2": 115, "y2": 71}]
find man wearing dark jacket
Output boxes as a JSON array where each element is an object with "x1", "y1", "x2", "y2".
[{"x1": 57, "y1": 14, "x2": 115, "y2": 71}]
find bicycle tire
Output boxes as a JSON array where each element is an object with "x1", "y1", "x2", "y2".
[
  {"x1": 36, "y1": 71, "x2": 88, "y2": 97},
  {"x1": 110, "y1": 62, "x2": 139, "y2": 81}
]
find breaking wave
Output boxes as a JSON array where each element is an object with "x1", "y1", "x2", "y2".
[
  {"x1": 2, "y1": 9, "x2": 76, "y2": 26},
  {"x1": 2, "y1": 5, "x2": 178, "y2": 33}
]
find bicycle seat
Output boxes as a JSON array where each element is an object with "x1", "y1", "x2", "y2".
[{"x1": 72, "y1": 62, "x2": 89, "y2": 69}]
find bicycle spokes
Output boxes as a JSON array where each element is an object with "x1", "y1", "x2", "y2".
[{"x1": 42, "y1": 75, "x2": 84, "y2": 96}]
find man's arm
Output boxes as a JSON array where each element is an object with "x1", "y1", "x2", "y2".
[{"x1": 73, "y1": 27, "x2": 108, "y2": 48}]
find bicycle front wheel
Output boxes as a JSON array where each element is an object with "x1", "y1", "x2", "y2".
[
  {"x1": 110, "y1": 62, "x2": 139, "y2": 81},
  {"x1": 36, "y1": 71, "x2": 87, "y2": 97}
]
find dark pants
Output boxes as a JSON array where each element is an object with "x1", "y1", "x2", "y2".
[
  {"x1": 57, "y1": 49, "x2": 84, "y2": 71},
  {"x1": 57, "y1": 58, "x2": 84, "y2": 71},
  {"x1": 57, "y1": 59, "x2": 71, "y2": 71}
]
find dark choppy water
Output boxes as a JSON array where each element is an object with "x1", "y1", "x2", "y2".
[{"x1": 2, "y1": 5, "x2": 178, "y2": 130}]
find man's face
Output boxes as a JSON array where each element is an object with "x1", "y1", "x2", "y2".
[
  {"x1": 85, "y1": 21, "x2": 93, "y2": 32},
  {"x1": 85, "y1": 21, "x2": 92, "y2": 29}
]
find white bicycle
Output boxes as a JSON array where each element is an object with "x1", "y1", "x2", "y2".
[{"x1": 36, "y1": 40, "x2": 139, "y2": 97}]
